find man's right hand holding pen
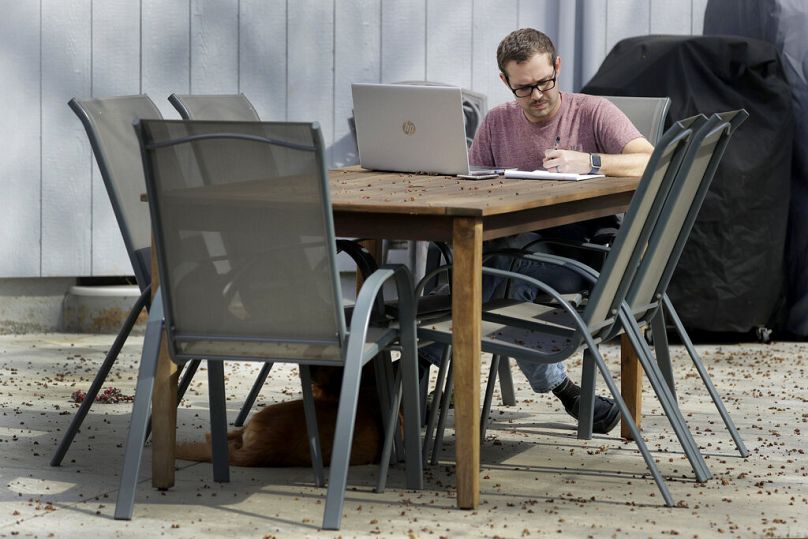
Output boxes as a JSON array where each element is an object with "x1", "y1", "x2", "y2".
[{"x1": 543, "y1": 136, "x2": 592, "y2": 174}]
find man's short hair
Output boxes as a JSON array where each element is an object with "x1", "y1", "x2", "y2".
[{"x1": 496, "y1": 28, "x2": 557, "y2": 76}]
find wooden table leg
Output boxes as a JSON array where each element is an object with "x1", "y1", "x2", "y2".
[
  {"x1": 451, "y1": 217, "x2": 482, "y2": 509},
  {"x1": 620, "y1": 333, "x2": 642, "y2": 440},
  {"x1": 356, "y1": 239, "x2": 382, "y2": 289},
  {"x1": 150, "y1": 236, "x2": 177, "y2": 489}
]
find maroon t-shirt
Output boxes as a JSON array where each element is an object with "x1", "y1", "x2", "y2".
[{"x1": 469, "y1": 92, "x2": 643, "y2": 170}]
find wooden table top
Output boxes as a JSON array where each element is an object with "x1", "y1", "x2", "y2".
[{"x1": 329, "y1": 166, "x2": 640, "y2": 217}]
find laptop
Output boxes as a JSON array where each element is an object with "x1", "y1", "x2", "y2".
[{"x1": 351, "y1": 83, "x2": 495, "y2": 176}]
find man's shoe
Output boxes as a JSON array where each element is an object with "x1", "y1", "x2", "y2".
[{"x1": 563, "y1": 394, "x2": 621, "y2": 434}]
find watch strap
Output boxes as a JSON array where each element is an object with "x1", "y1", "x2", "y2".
[{"x1": 589, "y1": 153, "x2": 602, "y2": 174}]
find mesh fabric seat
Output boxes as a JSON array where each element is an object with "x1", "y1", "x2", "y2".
[
  {"x1": 419, "y1": 119, "x2": 698, "y2": 506},
  {"x1": 113, "y1": 119, "x2": 423, "y2": 530}
]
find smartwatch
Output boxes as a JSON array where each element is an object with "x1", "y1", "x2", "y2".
[{"x1": 589, "y1": 153, "x2": 602, "y2": 174}]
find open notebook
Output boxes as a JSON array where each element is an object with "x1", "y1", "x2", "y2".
[{"x1": 504, "y1": 170, "x2": 605, "y2": 181}]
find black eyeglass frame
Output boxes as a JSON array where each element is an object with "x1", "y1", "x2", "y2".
[{"x1": 507, "y1": 68, "x2": 557, "y2": 98}]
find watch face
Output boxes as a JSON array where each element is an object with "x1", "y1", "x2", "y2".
[{"x1": 591, "y1": 154, "x2": 602, "y2": 167}]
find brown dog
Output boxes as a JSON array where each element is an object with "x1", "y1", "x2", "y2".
[{"x1": 176, "y1": 365, "x2": 394, "y2": 467}]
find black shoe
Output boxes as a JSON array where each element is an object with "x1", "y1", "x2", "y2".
[{"x1": 563, "y1": 394, "x2": 621, "y2": 434}]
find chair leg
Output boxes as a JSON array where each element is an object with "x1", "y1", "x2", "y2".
[
  {"x1": 233, "y1": 362, "x2": 273, "y2": 427},
  {"x1": 144, "y1": 359, "x2": 200, "y2": 442},
  {"x1": 422, "y1": 345, "x2": 451, "y2": 464},
  {"x1": 377, "y1": 323, "x2": 424, "y2": 493},
  {"x1": 177, "y1": 359, "x2": 201, "y2": 401},
  {"x1": 497, "y1": 356, "x2": 516, "y2": 406},
  {"x1": 576, "y1": 349, "x2": 598, "y2": 440},
  {"x1": 431, "y1": 362, "x2": 454, "y2": 466},
  {"x1": 398, "y1": 326, "x2": 424, "y2": 492},
  {"x1": 376, "y1": 367, "x2": 403, "y2": 493},
  {"x1": 621, "y1": 313, "x2": 711, "y2": 483},
  {"x1": 322, "y1": 357, "x2": 365, "y2": 530},
  {"x1": 588, "y1": 344, "x2": 675, "y2": 507},
  {"x1": 51, "y1": 287, "x2": 149, "y2": 466},
  {"x1": 650, "y1": 310, "x2": 676, "y2": 400},
  {"x1": 480, "y1": 355, "x2": 500, "y2": 442},
  {"x1": 663, "y1": 296, "x2": 749, "y2": 458},
  {"x1": 207, "y1": 361, "x2": 230, "y2": 483},
  {"x1": 114, "y1": 295, "x2": 163, "y2": 520},
  {"x1": 299, "y1": 365, "x2": 325, "y2": 487},
  {"x1": 372, "y1": 352, "x2": 403, "y2": 462}
]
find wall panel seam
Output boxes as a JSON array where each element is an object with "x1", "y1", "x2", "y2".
[
  {"x1": 332, "y1": 0, "x2": 336, "y2": 146},
  {"x1": 39, "y1": 0, "x2": 44, "y2": 276},
  {"x1": 139, "y1": 0, "x2": 143, "y2": 94},
  {"x1": 90, "y1": 0, "x2": 95, "y2": 271},
  {"x1": 237, "y1": 0, "x2": 241, "y2": 94}
]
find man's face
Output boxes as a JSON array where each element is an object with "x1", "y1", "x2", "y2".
[{"x1": 501, "y1": 53, "x2": 561, "y2": 124}]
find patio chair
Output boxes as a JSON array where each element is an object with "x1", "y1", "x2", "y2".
[
  {"x1": 422, "y1": 95, "x2": 676, "y2": 460},
  {"x1": 455, "y1": 112, "x2": 748, "y2": 485},
  {"x1": 417, "y1": 118, "x2": 698, "y2": 505},
  {"x1": 510, "y1": 111, "x2": 749, "y2": 459},
  {"x1": 167, "y1": 92, "x2": 385, "y2": 429},
  {"x1": 51, "y1": 95, "x2": 203, "y2": 466},
  {"x1": 481, "y1": 95, "x2": 673, "y2": 414},
  {"x1": 113, "y1": 119, "x2": 423, "y2": 530},
  {"x1": 616, "y1": 110, "x2": 750, "y2": 457},
  {"x1": 603, "y1": 95, "x2": 671, "y2": 145}
]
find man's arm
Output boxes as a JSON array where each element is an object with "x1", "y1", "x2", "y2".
[{"x1": 542, "y1": 137, "x2": 653, "y2": 177}]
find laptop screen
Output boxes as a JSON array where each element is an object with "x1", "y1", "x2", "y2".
[{"x1": 351, "y1": 83, "x2": 473, "y2": 176}]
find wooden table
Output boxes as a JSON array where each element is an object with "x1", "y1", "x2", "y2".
[{"x1": 149, "y1": 166, "x2": 643, "y2": 510}]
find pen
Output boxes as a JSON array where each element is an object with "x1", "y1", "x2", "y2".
[{"x1": 554, "y1": 135, "x2": 560, "y2": 150}]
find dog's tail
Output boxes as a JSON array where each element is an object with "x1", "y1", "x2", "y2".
[
  {"x1": 176, "y1": 429, "x2": 245, "y2": 463},
  {"x1": 175, "y1": 440, "x2": 213, "y2": 462}
]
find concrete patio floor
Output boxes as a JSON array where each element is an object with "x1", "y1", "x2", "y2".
[{"x1": 1, "y1": 332, "x2": 806, "y2": 538}]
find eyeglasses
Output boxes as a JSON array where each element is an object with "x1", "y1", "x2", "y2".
[{"x1": 509, "y1": 70, "x2": 557, "y2": 98}]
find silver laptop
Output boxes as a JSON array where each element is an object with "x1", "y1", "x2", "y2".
[{"x1": 352, "y1": 83, "x2": 489, "y2": 176}]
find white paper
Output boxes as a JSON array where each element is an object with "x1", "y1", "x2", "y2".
[{"x1": 504, "y1": 169, "x2": 606, "y2": 181}]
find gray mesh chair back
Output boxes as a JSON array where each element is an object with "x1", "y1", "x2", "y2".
[
  {"x1": 603, "y1": 95, "x2": 671, "y2": 145},
  {"x1": 169, "y1": 91, "x2": 382, "y2": 428},
  {"x1": 581, "y1": 121, "x2": 693, "y2": 338},
  {"x1": 166, "y1": 94, "x2": 287, "y2": 191},
  {"x1": 142, "y1": 120, "x2": 345, "y2": 358},
  {"x1": 68, "y1": 95, "x2": 162, "y2": 288},
  {"x1": 168, "y1": 93, "x2": 260, "y2": 121},
  {"x1": 115, "y1": 119, "x2": 422, "y2": 529},
  {"x1": 627, "y1": 111, "x2": 748, "y2": 317}
]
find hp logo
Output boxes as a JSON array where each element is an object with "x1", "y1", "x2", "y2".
[{"x1": 402, "y1": 120, "x2": 416, "y2": 135}]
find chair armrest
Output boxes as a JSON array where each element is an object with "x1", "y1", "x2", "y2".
[{"x1": 521, "y1": 237, "x2": 611, "y2": 254}]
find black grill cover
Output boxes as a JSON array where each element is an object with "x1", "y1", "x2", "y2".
[{"x1": 582, "y1": 35, "x2": 793, "y2": 333}]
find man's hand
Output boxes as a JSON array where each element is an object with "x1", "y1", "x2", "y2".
[
  {"x1": 542, "y1": 149, "x2": 591, "y2": 174},
  {"x1": 543, "y1": 138, "x2": 654, "y2": 177}
]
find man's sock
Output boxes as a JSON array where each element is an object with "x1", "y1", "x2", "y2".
[{"x1": 551, "y1": 377, "x2": 581, "y2": 408}]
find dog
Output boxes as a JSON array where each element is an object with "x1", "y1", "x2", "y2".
[{"x1": 175, "y1": 364, "x2": 395, "y2": 467}]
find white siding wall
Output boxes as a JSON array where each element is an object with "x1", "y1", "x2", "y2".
[{"x1": 0, "y1": 0, "x2": 705, "y2": 278}]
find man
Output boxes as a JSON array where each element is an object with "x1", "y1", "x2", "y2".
[
  {"x1": 423, "y1": 28, "x2": 653, "y2": 435},
  {"x1": 472, "y1": 28, "x2": 651, "y2": 176}
]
